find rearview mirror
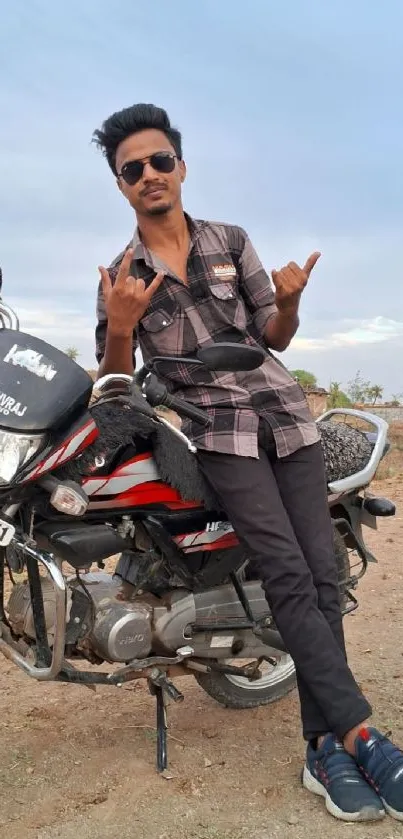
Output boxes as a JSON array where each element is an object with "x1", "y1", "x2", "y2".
[
  {"x1": 151, "y1": 342, "x2": 266, "y2": 378},
  {"x1": 197, "y1": 342, "x2": 266, "y2": 372}
]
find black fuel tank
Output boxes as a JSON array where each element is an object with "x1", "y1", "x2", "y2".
[{"x1": 0, "y1": 329, "x2": 93, "y2": 432}]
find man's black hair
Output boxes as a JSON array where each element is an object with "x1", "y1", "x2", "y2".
[{"x1": 92, "y1": 103, "x2": 183, "y2": 175}]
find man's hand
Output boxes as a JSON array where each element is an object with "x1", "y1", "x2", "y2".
[
  {"x1": 271, "y1": 252, "x2": 321, "y2": 313},
  {"x1": 99, "y1": 248, "x2": 164, "y2": 337}
]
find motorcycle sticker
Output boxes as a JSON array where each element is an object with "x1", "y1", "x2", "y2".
[
  {"x1": 0, "y1": 392, "x2": 27, "y2": 417},
  {"x1": 3, "y1": 344, "x2": 57, "y2": 382},
  {"x1": 210, "y1": 635, "x2": 234, "y2": 648}
]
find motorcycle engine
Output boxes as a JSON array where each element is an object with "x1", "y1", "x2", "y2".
[{"x1": 6, "y1": 572, "x2": 270, "y2": 663}]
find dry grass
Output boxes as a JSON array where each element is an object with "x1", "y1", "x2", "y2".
[{"x1": 375, "y1": 421, "x2": 403, "y2": 480}]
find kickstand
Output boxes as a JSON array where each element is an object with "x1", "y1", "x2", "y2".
[
  {"x1": 148, "y1": 670, "x2": 184, "y2": 773},
  {"x1": 155, "y1": 685, "x2": 168, "y2": 773}
]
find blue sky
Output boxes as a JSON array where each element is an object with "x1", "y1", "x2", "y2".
[{"x1": 1, "y1": 0, "x2": 402, "y2": 395}]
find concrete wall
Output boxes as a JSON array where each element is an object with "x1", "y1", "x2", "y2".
[{"x1": 356, "y1": 405, "x2": 403, "y2": 423}]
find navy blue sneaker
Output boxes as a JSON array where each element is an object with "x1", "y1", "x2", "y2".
[
  {"x1": 303, "y1": 734, "x2": 385, "y2": 821},
  {"x1": 355, "y1": 727, "x2": 403, "y2": 821}
]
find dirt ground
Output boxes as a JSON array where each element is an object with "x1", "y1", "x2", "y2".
[{"x1": 0, "y1": 478, "x2": 402, "y2": 839}]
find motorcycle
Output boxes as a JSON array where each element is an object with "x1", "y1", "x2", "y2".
[{"x1": 0, "y1": 283, "x2": 395, "y2": 773}]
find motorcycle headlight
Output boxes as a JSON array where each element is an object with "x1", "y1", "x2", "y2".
[{"x1": 0, "y1": 431, "x2": 44, "y2": 485}]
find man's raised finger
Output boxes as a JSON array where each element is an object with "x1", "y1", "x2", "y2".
[
  {"x1": 115, "y1": 248, "x2": 134, "y2": 286},
  {"x1": 303, "y1": 251, "x2": 321, "y2": 277}
]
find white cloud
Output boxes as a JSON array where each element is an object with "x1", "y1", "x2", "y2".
[
  {"x1": 292, "y1": 317, "x2": 403, "y2": 352},
  {"x1": 333, "y1": 317, "x2": 403, "y2": 345}
]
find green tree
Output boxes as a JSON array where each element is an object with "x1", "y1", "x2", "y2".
[
  {"x1": 347, "y1": 370, "x2": 371, "y2": 404},
  {"x1": 327, "y1": 382, "x2": 352, "y2": 409},
  {"x1": 65, "y1": 346, "x2": 79, "y2": 362},
  {"x1": 366, "y1": 384, "x2": 384, "y2": 405},
  {"x1": 290, "y1": 369, "x2": 318, "y2": 389}
]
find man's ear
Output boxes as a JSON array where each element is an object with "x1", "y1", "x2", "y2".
[{"x1": 179, "y1": 159, "x2": 187, "y2": 183}]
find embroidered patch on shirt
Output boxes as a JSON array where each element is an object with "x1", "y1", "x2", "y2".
[{"x1": 212, "y1": 263, "x2": 237, "y2": 280}]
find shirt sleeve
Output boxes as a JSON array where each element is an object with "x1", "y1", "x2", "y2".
[
  {"x1": 95, "y1": 248, "x2": 138, "y2": 365},
  {"x1": 235, "y1": 227, "x2": 278, "y2": 335}
]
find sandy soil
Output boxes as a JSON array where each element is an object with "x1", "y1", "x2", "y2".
[{"x1": 0, "y1": 478, "x2": 402, "y2": 839}]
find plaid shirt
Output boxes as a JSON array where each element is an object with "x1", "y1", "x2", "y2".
[{"x1": 96, "y1": 215, "x2": 319, "y2": 458}]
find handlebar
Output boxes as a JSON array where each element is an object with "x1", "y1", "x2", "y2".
[
  {"x1": 142, "y1": 373, "x2": 211, "y2": 427},
  {"x1": 162, "y1": 393, "x2": 211, "y2": 427},
  {"x1": 93, "y1": 371, "x2": 210, "y2": 427}
]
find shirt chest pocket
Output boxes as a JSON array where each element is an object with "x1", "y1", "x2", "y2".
[
  {"x1": 140, "y1": 305, "x2": 182, "y2": 356},
  {"x1": 209, "y1": 283, "x2": 247, "y2": 330}
]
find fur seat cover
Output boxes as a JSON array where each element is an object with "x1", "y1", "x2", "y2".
[{"x1": 57, "y1": 402, "x2": 373, "y2": 509}]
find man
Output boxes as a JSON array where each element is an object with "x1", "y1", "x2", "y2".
[{"x1": 93, "y1": 103, "x2": 403, "y2": 822}]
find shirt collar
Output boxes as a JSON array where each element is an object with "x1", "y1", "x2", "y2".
[{"x1": 131, "y1": 212, "x2": 203, "y2": 264}]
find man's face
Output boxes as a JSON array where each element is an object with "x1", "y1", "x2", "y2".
[{"x1": 115, "y1": 128, "x2": 186, "y2": 217}]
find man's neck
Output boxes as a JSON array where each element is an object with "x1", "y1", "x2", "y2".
[{"x1": 138, "y1": 205, "x2": 189, "y2": 251}]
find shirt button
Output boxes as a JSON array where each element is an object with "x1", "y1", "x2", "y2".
[{"x1": 162, "y1": 320, "x2": 167, "y2": 326}]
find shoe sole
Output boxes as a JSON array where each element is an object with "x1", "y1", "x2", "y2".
[
  {"x1": 382, "y1": 798, "x2": 403, "y2": 822},
  {"x1": 302, "y1": 766, "x2": 385, "y2": 822}
]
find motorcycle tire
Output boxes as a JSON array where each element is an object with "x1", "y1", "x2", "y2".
[{"x1": 195, "y1": 523, "x2": 351, "y2": 709}]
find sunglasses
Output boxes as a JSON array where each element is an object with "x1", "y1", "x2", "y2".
[{"x1": 118, "y1": 151, "x2": 177, "y2": 186}]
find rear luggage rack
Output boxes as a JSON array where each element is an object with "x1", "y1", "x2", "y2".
[{"x1": 318, "y1": 409, "x2": 388, "y2": 493}]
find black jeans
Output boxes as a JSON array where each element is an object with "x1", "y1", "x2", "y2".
[{"x1": 198, "y1": 421, "x2": 371, "y2": 742}]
